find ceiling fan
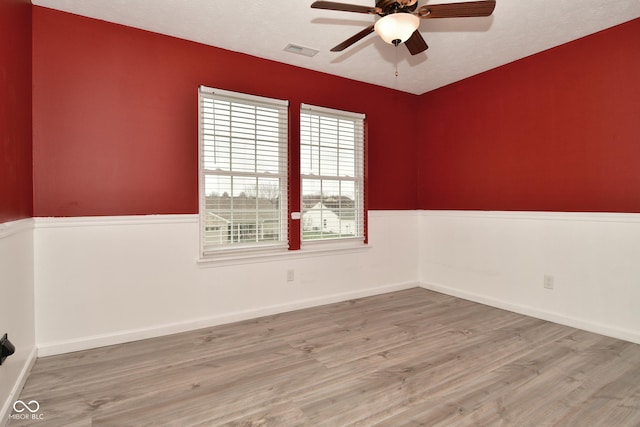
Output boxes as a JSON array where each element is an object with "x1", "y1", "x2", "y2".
[{"x1": 311, "y1": 0, "x2": 496, "y2": 55}]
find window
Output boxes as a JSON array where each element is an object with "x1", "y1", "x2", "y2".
[
  {"x1": 300, "y1": 104, "x2": 365, "y2": 242},
  {"x1": 199, "y1": 86, "x2": 288, "y2": 256}
]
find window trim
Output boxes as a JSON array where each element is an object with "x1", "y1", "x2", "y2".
[{"x1": 197, "y1": 88, "x2": 369, "y2": 265}]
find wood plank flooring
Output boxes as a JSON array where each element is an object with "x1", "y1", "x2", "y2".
[{"x1": 8, "y1": 288, "x2": 640, "y2": 426}]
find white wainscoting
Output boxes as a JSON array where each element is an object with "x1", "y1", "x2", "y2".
[
  {"x1": 0, "y1": 219, "x2": 36, "y2": 426},
  {"x1": 418, "y1": 210, "x2": 640, "y2": 344},
  {"x1": 34, "y1": 211, "x2": 420, "y2": 356},
  {"x1": 28, "y1": 209, "x2": 640, "y2": 358}
]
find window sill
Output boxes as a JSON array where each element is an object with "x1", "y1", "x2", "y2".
[{"x1": 197, "y1": 239, "x2": 370, "y2": 268}]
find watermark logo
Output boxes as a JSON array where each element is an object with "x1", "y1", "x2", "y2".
[
  {"x1": 9, "y1": 400, "x2": 45, "y2": 421},
  {"x1": 13, "y1": 400, "x2": 39, "y2": 413}
]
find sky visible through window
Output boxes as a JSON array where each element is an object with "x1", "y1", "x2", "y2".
[
  {"x1": 300, "y1": 113, "x2": 358, "y2": 202},
  {"x1": 202, "y1": 99, "x2": 283, "y2": 199}
]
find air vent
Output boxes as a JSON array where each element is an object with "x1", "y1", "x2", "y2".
[{"x1": 284, "y1": 44, "x2": 319, "y2": 57}]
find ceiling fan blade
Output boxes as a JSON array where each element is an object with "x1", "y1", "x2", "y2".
[
  {"x1": 311, "y1": 1, "x2": 381, "y2": 14},
  {"x1": 417, "y1": 0, "x2": 496, "y2": 18},
  {"x1": 330, "y1": 25, "x2": 375, "y2": 52},
  {"x1": 404, "y1": 30, "x2": 428, "y2": 55}
]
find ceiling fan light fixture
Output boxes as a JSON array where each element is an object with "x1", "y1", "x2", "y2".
[{"x1": 374, "y1": 12, "x2": 420, "y2": 45}]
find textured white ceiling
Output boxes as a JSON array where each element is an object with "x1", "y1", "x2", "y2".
[{"x1": 31, "y1": 0, "x2": 640, "y2": 95}]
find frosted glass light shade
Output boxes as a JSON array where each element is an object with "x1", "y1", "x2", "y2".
[{"x1": 374, "y1": 13, "x2": 420, "y2": 45}]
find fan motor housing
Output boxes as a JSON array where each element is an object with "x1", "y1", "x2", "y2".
[{"x1": 376, "y1": 0, "x2": 418, "y2": 14}]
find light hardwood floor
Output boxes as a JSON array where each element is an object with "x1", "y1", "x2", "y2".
[{"x1": 8, "y1": 288, "x2": 640, "y2": 426}]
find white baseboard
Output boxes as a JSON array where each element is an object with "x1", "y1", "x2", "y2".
[
  {"x1": 0, "y1": 347, "x2": 37, "y2": 427},
  {"x1": 38, "y1": 281, "x2": 419, "y2": 356},
  {"x1": 421, "y1": 281, "x2": 640, "y2": 345}
]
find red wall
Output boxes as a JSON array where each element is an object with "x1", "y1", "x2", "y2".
[
  {"x1": 0, "y1": 0, "x2": 33, "y2": 223},
  {"x1": 418, "y1": 18, "x2": 640, "y2": 212},
  {"x1": 32, "y1": 7, "x2": 419, "y2": 217},
  {"x1": 30, "y1": 9, "x2": 640, "y2": 216}
]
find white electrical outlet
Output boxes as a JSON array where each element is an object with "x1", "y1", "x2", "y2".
[
  {"x1": 544, "y1": 275, "x2": 554, "y2": 290},
  {"x1": 287, "y1": 269, "x2": 295, "y2": 282}
]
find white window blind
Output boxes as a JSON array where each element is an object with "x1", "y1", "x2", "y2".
[
  {"x1": 300, "y1": 104, "x2": 365, "y2": 242},
  {"x1": 199, "y1": 86, "x2": 288, "y2": 255}
]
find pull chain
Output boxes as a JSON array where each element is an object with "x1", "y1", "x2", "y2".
[{"x1": 394, "y1": 44, "x2": 399, "y2": 77}]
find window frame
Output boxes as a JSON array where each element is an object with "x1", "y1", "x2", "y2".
[
  {"x1": 198, "y1": 86, "x2": 289, "y2": 260},
  {"x1": 299, "y1": 103, "x2": 366, "y2": 247}
]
